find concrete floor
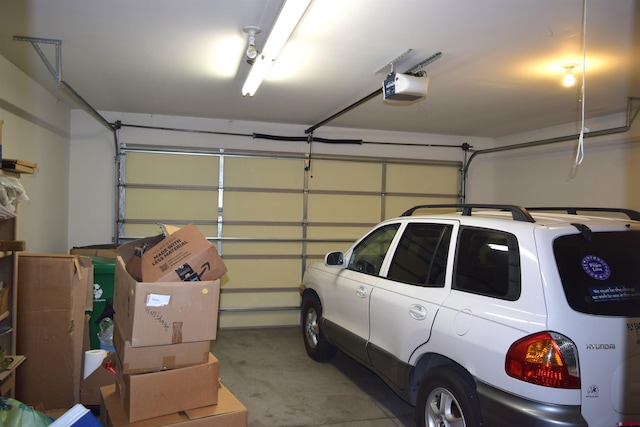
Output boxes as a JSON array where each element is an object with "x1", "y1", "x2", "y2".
[{"x1": 210, "y1": 327, "x2": 415, "y2": 427}]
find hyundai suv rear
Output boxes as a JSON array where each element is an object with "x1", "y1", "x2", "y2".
[{"x1": 300, "y1": 204, "x2": 640, "y2": 427}]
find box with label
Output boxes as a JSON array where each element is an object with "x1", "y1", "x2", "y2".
[
  {"x1": 118, "y1": 224, "x2": 226, "y2": 283},
  {"x1": 113, "y1": 256, "x2": 220, "y2": 347},
  {"x1": 100, "y1": 382, "x2": 247, "y2": 427},
  {"x1": 113, "y1": 316, "x2": 210, "y2": 374},
  {"x1": 115, "y1": 353, "x2": 219, "y2": 423}
]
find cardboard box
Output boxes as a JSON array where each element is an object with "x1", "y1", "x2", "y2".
[
  {"x1": 118, "y1": 224, "x2": 226, "y2": 283},
  {"x1": 115, "y1": 353, "x2": 219, "y2": 422},
  {"x1": 113, "y1": 316, "x2": 210, "y2": 374},
  {"x1": 71, "y1": 244, "x2": 119, "y2": 259},
  {"x1": 16, "y1": 254, "x2": 94, "y2": 408},
  {"x1": 101, "y1": 382, "x2": 247, "y2": 427},
  {"x1": 113, "y1": 256, "x2": 220, "y2": 347}
]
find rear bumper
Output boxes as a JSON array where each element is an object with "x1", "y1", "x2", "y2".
[{"x1": 477, "y1": 381, "x2": 587, "y2": 427}]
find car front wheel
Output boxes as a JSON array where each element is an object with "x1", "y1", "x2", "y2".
[
  {"x1": 301, "y1": 294, "x2": 337, "y2": 361},
  {"x1": 416, "y1": 366, "x2": 483, "y2": 427}
]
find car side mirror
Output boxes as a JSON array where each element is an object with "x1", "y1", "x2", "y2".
[{"x1": 325, "y1": 251, "x2": 346, "y2": 267}]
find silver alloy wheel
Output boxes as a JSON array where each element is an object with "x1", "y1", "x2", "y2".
[
  {"x1": 426, "y1": 386, "x2": 466, "y2": 427},
  {"x1": 304, "y1": 307, "x2": 319, "y2": 349}
]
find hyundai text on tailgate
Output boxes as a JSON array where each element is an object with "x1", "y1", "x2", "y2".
[{"x1": 300, "y1": 204, "x2": 640, "y2": 427}]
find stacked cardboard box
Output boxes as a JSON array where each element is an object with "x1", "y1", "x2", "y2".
[{"x1": 101, "y1": 224, "x2": 247, "y2": 426}]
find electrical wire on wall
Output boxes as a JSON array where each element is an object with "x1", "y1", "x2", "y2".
[{"x1": 572, "y1": 0, "x2": 589, "y2": 172}]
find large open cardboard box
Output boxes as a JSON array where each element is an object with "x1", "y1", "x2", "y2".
[
  {"x1": 113, "y1": 256, "x2": 220, "y2": 347},
  {"x1": 115, "y1": 353, "x2": 219, "y2": 422},
  {"x1": 117, "y1": 224, "x2": 226, "y2": 283},
  {"x1": 101, "y1": 382, "x2": 247, "y2": 427}
]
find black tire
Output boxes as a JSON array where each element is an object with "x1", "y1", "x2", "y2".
[
  {"x1": 416, "y1": 365, "x2": 483, "y2": 427},
  {"x1": 301, "y1": 294, "x2": 337, "y2": 361}
]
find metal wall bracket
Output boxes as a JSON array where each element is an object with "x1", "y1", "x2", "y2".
[
  {"x1": 13, "y1": 36, "x2": 62, "y2": 87},
  {"x1": 12, "y1": 35, "x2": 114, "y2": 132}
]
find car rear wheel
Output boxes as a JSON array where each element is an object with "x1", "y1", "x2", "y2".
[
  {"x1": 416, "y1": 366, "x2": 483, "y2": 427},
  {"x1": 301, "y1": 294, "x2": 337, "y2": 361}
]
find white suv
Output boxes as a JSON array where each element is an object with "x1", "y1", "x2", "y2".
[{"x1": 300, "y1": 204, "x2": 640, "y2": 427}]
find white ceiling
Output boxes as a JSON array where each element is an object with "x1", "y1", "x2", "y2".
[{"x1": 1, "y1": 0, "x2": 638, "y2": 138}]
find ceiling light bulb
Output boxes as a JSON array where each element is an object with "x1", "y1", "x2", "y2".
[
  {"x1": 563, "y1": 71, "x2": 575, "y2": 87},
  {"x1": 246, "y1": 40, "x2": 258, "y2": 59},
  {"x1": 242, "y1": 26, "x2": 261, "y2": 60},
  {"x1": 562, "y1": 64, "x2": 578, "y2": 87}
]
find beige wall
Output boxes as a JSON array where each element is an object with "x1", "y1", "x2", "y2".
[
  {"x1": 486, "y1": 111, "x2": 640, "y2": 209},
  {"x1": 0, "y1": 55, "x2": 71, "y2": 253}
]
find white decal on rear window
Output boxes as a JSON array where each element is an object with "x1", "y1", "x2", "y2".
[{"x1": 589, "y1": 285, "x2": 640, "y2": 302}]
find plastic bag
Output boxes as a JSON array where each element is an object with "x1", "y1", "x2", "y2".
[
  {"x1": 0, "y1": 176, "x2": 29, "y2": 219},
  {"x1": 0, "y1": 397, "x2": 54, "y2": 426},
  {"x1": 97, "y1": 317, "x2": 114, "y2": 348}
]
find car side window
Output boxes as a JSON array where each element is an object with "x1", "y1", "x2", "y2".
[
  {"x1": 348, "y1": 223, "x2": 400, "y2": 275},
  {"x1": 454, "y1": 227, "x2": 521, "y2": 300},
  {"x1": 387, "y1": 223, "x2": 452, "y2": 287}
]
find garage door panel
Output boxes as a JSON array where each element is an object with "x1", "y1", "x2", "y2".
[
  {"x1": 222, "y1": 241, "x2": 302, "y2": 256},
  {"x1": 126, "y1": 152, "x2": 219, "y2": 185},
  {"x1": 306, "y1": 225, "x2": 373, "y2": 241},
  {"x1": 124, "y1": 221, "x2": 218, "y2": 239},
  {"x1": 223, "y1": 192, "x2": 302, "y2": 222},
  {"x1": 225, "y1": 157, "x2": 303, "y2": 189},
  {"x1": 221, "y1": 259, "x2": 301, "y2": 289},
  {"x1": 223, "y1": 225, "x2": 301, "y2": 239},
  {"x1": 386, "y1": 163, "x2": 460, "y2": 193},
  {"x1": 125, "y1": 188, "x2": 217, "y2": 220},
  {"x1": 384, "y1": 196, "x2": 460, "y2": 219},
  {"x1": 308, "y1": 160, "x2": 381, "y2": 192},
  {"x1": 219, "y1": 311, "x2": 299, "y2": 329},
  {"x1": 307, "y1": 194, "x2": 380, "y2": 223},
  {"x1": 221, "y1": 291, "x2": 300, "y2": 309}
]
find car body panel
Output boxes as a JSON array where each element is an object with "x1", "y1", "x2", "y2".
[{"x1": 304, "y1": 264, "x2": 372, "y2": 362}]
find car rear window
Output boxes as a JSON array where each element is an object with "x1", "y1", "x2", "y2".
[
  {"x1": 453, "y1": 227, "x2": 521, "y2": 300},
  {"x1": 554, "y1": 230, "x2": 640, "y2": 316}
]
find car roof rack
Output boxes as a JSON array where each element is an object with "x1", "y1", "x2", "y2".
[
  {"x1": 401, "y1": 204, "x2": 536, "y2": 222},
  {"x1": 526, "y1": 207, "x2": 640, "y2": 221}
]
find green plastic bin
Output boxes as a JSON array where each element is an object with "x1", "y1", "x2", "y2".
[{"x1": 88, "y1": 256, "x2": 116, "y2": 350}]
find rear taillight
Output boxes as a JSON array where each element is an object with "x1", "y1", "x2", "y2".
[{"x1": 505, "y1": 331, "x2": 580, "y2": 389}]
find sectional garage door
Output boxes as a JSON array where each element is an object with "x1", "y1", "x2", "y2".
[{"x1": 118, "y1": 145, "x2": 461, "y2": 328}]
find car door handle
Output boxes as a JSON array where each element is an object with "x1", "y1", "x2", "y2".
[
  {"x1": 356, "y1": 285, "x2": 368, "y2": 298},
  {"x1": 409, "y1": 304, "x2": 427, "y2": 320}
]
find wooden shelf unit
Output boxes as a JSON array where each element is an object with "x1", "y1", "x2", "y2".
[{"x1": 0, "y1": 169, "x2": 26, "y2": 398}]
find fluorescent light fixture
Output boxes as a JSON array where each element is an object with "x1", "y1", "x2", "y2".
[{"x1": 242, "y1": 0, "x2": 312, "y2": 96}]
